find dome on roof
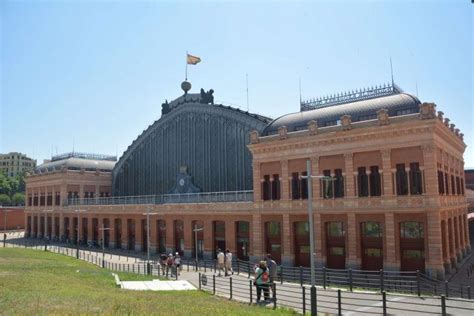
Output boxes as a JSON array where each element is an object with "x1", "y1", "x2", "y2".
[{"x1": 263, "y1": 93, "x2": 420, "y2": 135}]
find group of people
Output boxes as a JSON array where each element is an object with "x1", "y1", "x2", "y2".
[
  {"x1": 216, "y1": 248, "x2": 233, "y2": 277},
  {"x1": 160, "y1": 252, "x2": 181, "y2": 276},
  {"x1": 254, "y1": 254, "x2": 277, "y2": 302}
]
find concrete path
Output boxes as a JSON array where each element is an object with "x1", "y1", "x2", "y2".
[{"x1": 120, "y1": 279, "x2": 196, "y2": 291}]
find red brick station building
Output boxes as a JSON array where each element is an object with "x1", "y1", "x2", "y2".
[{"x1": 25, "y1": 82, "x2": 469, "y2": 279}]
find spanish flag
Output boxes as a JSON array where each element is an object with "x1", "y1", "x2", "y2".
[{"x1": 187, "y1": 54, "x2": 201, "y2": 65}]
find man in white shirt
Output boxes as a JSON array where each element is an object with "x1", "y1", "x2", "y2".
[
  {"x1": 225, "y1": 249, "x2": 233, "y2": 276},
  {"x1": 217, "y1": 248, "x2": 225, "y2": 276}
]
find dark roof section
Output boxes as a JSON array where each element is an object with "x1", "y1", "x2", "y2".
[{"x1": 263, "y1": 92, "x2": 421, "y2": 136}]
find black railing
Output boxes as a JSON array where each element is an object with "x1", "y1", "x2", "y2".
[{"x1": 67, "y1": 190, "x2": 254, "y2": 206}]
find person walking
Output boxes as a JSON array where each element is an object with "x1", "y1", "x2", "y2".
[
  {"x1": 174, "y1": 252, "x2": 181, "y2": 276},
  {"x1": 266, "y1": 253, "x2": 277, "y2": 297},
  {"x1": 254, "y1": 260, "x2": 270, "y2": 302},
  {"x1": 166, "y1": 253, "x2": 174, "y2": 277},
  {"x1": 225, "y1": 249, "x2": 233, "y2": 276},
  {"x1": 217, "y1": 248, "x2": 225, "y2": 276}
]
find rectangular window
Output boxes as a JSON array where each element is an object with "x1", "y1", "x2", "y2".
[
  {"x1": 369, "y1": 166, "x2": 381, "y2": 196},
  {"x1": 291, "y1": 172, "x2": 300, "y2": 200},
  {"x1": 445, "y1": 173, "x2": 449, "y2": 194},
  {"x1": 329, "y1": 247, "x2": 344, "y2": 256},
  {"x1": 402, "y1": 250, "x2": 424, "y2": 259},
  {"x1": 396, "y1": 164, "x2": 408, "y2": 195},
  {"x1": 262, "y1": 175, "x2": 271, "y2": 201},
  {"x1": 364, "y1": 248, "x2": 382, "y2": 257},
  {"x1": 271, "y1": 174, "x2": 281, "y2": 200},
  {"x1": 456, "y1": 177, "x2": 461, "y2": 196},
  {"x1": 322, "y1": 170, "x2": 333, "y2": 198},
  {"x1": 295, "y1": 221, "x2": 309, "y2": 235},
  {"x1": 400, "y1": 222, "x2": 424, "y2": 239},
  {"x1": 301, "y1": 171, "x2": 308, "y2": 199},
  {"x1": 361, "y1": 222, "x2": 383, "y2": 238},
  {"x1": 327, "y1": 222, "x2": 345, "y2": 237},
  {"x1": 357, "y1": 167, "x2": 368, "y2": 197},
  {"x1": 438, "y1": 171, "x2": 445, "y2": 194},
  {"x1": 409, "y1": 162, "x2": 423, "y2": 195},
  {"x1": 334, "y1": 169, "x2": 344, "y2": 198},
  {"x1": 451, "y1": 175, "x2": 456, "y2": 195}
]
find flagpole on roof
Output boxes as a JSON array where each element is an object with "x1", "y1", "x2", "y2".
[{"x1": 185, "y1": 51, "x2": 188, "y2": 81}]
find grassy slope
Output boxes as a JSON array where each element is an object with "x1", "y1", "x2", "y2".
[{"x1": 0, "y1": 248, "x2": 295, "y2": 315}]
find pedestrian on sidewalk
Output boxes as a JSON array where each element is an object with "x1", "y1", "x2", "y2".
[
  {"x1": 254, "y1": 260, "x2": 270, "y2": 302},
  {"x1": 174, "y1": 252, "x2": 182, "y2": 276},
  {"x1": 167, "y1": 253, "x2": 174, "y2": 276},
  {"x1": 217, "y1": 248, "x2": 225, "y2": 276},
  {"x1": 225, "y1": 249, "x2": 233, "y2": 276},
  {"x1": 266, "y1": 253, "x2": 277, "y2": 296}
]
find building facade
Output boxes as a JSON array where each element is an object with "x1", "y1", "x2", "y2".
[
  {"x1": 24, "y1": 84, "x2": 469, "y2": 279},
  {"x1": 0, "y1": 152, "x2": 36, "y2": 177}
]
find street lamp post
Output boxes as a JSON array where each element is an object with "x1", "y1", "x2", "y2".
[
  {"x1": 300, "y1": 160, "x2": 335, "y2": 316},
  {"x1": 99, "y1": 224, "x2": 112, "y2": 268},
  {"x1": 142, "y1": 207, "x2": 158, "y2": 275},
  {"x1": 74, "y1": 210, "x2": 87, "y2": 259},
  {"x1": 193, "y1": 224, "x2": 204, "y2": 263},
  {"x1": 43, "y1": 210, "x2": 53, "y2": 241}
]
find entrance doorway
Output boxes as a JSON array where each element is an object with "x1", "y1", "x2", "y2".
[
  {"x1": 294, "y1": 221, "x2": 310, "y2": 267},
  {"x1": 325, "y1": 221, "x2": 346, "y2": 269},
  {"x1": 400, "y1": 221, "x2": 425, "y2": 272},
  {"x1": 265, "y1": 221, "x2": 282, "y2": 264},
  {"x1": 360, "y1": 221, "x2": 383, "y2": 270},
  {"x1": 236, "y1": 221, "x2": 250, "y2": 261}
]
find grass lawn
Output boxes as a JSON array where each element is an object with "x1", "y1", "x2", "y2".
[{"x1": 0, "y1": 248, "x2": 296, "y2": 315}]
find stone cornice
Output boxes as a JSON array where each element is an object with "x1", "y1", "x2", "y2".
[{"x1": 250, "y1": 119, "x2": 437, "y2": 160}]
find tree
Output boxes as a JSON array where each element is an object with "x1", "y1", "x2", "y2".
[
  {"x1": 11, "y1": 193, "x2": 25, "y2": 206},
  {"x1": 0, "y1": 194, "x2": 11, "y2": 206}
]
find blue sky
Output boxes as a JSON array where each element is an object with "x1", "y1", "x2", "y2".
[{"x1": 1, "y1": 0, "x2": 473, "y2": 167}]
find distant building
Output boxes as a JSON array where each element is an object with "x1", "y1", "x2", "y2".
[{"x1": 0, "y1": 152, "x2": 37, "y2": 177}]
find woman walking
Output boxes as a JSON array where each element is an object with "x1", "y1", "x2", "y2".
[{"x1": 254, "y1": 260, "x2": 270, "y2": 302}]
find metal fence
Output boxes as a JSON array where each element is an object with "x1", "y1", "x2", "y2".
[
  {"x1": 197, "y1": 272, "x2": 474, "y2": 315},
  {"x1": 3, "y1": 238, "x2": 474, "y2": 315},
  {"x1": 67, "y1": 190, "x2": 254, "y2": 206}
]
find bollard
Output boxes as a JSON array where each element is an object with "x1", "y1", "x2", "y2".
[
  {"x1": 237, "y1": 260, "x2": 240, "y2": 275},
  {"x1": 310, "y1": 285, "x2": 317, "y2": 316},
  {"x1": 323, "y1": 267, "x2": 327, "y2": 289},
  {"x1": 302, "y1": 286, "x2": 306, "y2": 315},
  {"x1": 461, "y1": 285, "x2": 464, "y2": 298},
  {"x1": 445, "y1": 280, "x2": 449, "y2": 297},
  {"x1": 349, "y1": 269, "x2": 353, "y2": 292},
  {"x1": 441, "y1": 295, "x2": 446, "y2": 316},
  {"x1": 199, "y1": 272, "x2": 202, "y2": 290},
  {"x1": 416, "y1": 270, "x2": 421, "y2": 296},
  {"x1": 468, "y1": 286, "x2": 471, "y2": 300},
  {"x1": 230, "y1": 277, "x2": 233, "y2": 300},
  {"x1": 273, "y1": 283, "x2": 277, "y2": 309},
  {"x1": 213, "y1": 274, "x2": 216, "y2": 295},
  {"x1": 281, "y1": 266, "x2": 284, "y2": 284},
  {"x1": 300, "y1": 266, "x2": 303, "y2": 286},
  {"x1": 249, "y1": 280, "x2": 253, "y2": 304},
  {"x1": 380, "y1": 269, "x2": 384, "y2": 293},
  {"x1": 3, "y1": 233, "x2": 6, "y2": 248},
  {"x1": 337, "y1": 289, "x2": 342, "y2": 316},
  {"x1": 248, "y1": 262, "x2": 251, "y2": 279},
  {"x1": 382, "y1": 291, "x2": 387, "y2": 316},
  {"x1": 214, "y1": 260, "x2": 216, "y2": 273}
]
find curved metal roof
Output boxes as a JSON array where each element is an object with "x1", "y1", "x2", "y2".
[
  {"x1": 263, "y1": 92, "x2": 420, "y2": 135},
  {"x1": 34, "y1": 157, "x2": 115, "y2": 173}
]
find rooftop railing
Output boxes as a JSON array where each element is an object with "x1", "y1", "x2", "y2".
[{"x1": 67, "y1": 190, "x2": 254, "y2": 206}]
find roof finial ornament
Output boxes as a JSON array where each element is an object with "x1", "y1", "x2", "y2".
[{"x1": 181, "y1": 80, "x2": 192, "y2": 95}]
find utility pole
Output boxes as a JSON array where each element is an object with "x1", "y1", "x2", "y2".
[
  {"x1": 142, "y1": 207, "x2": 158, "y2": 275},
  {"x1": 300, "y1": 162, "x2": 334, "y2": 316},
  {"x1": 193, "y1": 224, "x2": 204, "y2": 263},
  {"x1": 74, "y1": 210, "x2": 86, "y2": 259},
  {"x1": 99, "y1": 224, "x2": 112, "y2": 268}
]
